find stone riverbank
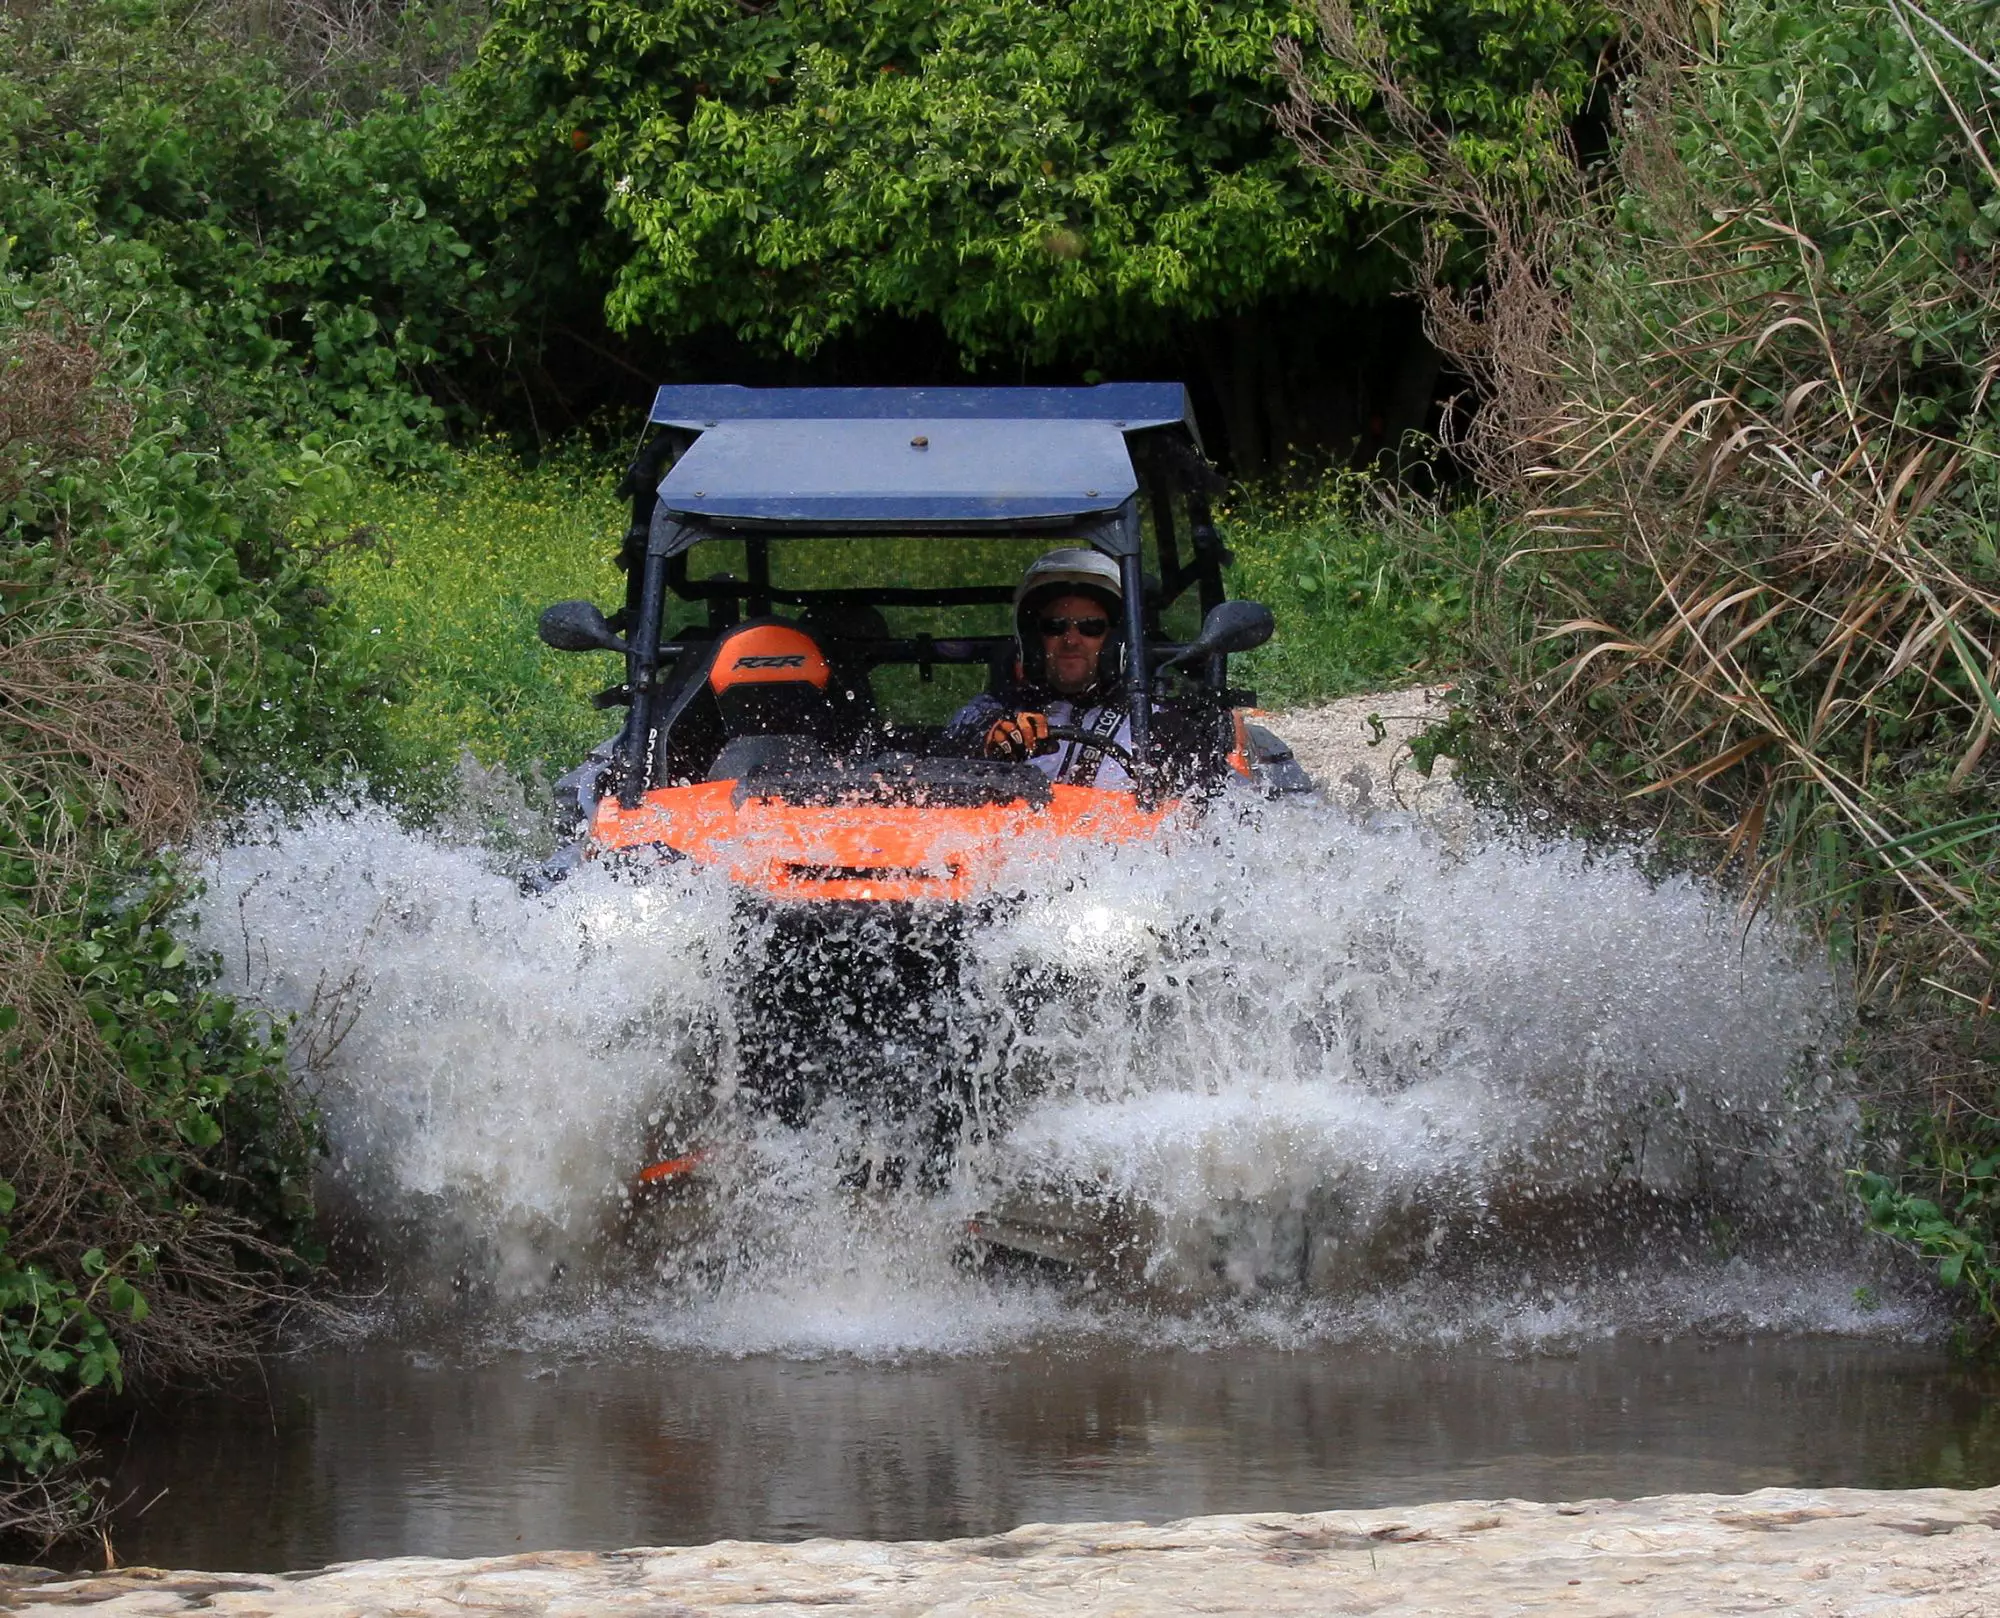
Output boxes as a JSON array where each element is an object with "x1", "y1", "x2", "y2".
[{"x1": 6, "y1": 1487, "x2": 1998, "y2": 1615}]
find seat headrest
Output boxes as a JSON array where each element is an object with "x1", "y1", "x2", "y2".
[{"x1": 707, "y1": 622, "x2": 832, "y2": 695}]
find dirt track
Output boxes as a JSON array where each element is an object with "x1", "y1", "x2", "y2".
[{"x1": 1265, "y1": 686, "x2": 1460, "y2": 818}]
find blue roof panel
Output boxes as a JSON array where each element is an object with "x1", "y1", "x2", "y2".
[
  {"x1": 655, "y1": 417, "x2": 1138, "y2": 527},
  {"x1": 648, "y1": 383, "x2": 1192, "y2": 436}
]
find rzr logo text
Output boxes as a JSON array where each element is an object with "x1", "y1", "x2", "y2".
[{"x1": 734, "y1": 654, "x2": 807, "y2": 669}]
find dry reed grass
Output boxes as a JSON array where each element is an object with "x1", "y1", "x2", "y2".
[
  {"x1": 0, "y1": 317, "x2": 134, "y2": 510},
  {"x1": 0, "y1": 591, "x2": 295, "y2": 1395},
  {"x1": 0, "y1": 320, "x2": 208, "y2": 907},
  {"x1": 195, "y1": 0, "x2": 486, "y2": 104},
  {"x1": 1281, "y1": 0, "x2": 2000, "y2": 1022}
]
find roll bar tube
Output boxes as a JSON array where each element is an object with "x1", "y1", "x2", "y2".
[
  {"x1": 1118, "y1": 549, "x2": 1152, "y2": 788},
  {"x1": 621, "y1": 526, "x2": 675, "y2": 806}
]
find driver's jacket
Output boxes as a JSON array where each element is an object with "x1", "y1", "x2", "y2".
[{"x1": 946, "y1": 689, "x2": 1136, "y2": 791}]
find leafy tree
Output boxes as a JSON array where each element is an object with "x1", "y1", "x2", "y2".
[
  {"x1": 440, "y1": 0, "x2": 1608, "y2": 466},
  {"x1": 0, "y1": 0, "x2": 511, "y2": 461}
]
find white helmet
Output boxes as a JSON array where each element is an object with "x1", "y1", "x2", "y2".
[
  {"x1": 1013, "y1": 547, "x2": 1124, "y2": 688},
  {"x1": 1012, "y1": 546, "x2": 1123, "y2": 619}
]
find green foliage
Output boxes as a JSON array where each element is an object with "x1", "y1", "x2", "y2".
[
  {"x1": 58, "y1": 865, "x2": 322, "y2": 1260},
  {"x1": 1223, "y1": 471, "x2": 1479, "y2": 706},
  {"x1": 0, "y1": 309, "x2": 384, "y2": 805},
  {"x1": 1501, "y1": 0, "x2": 2000, "y2": 968},
  {"x1": 0, "y1": 1194, "x2": 149, "y2": 1488},
  {"x1": 0, "y1": 0, "x2": 517, "y2": 800},
  {"x1": 0, "y1": 0, "x2": 508, "y2": 465},
  {"x1": 1, "y1": 857, "x2": 322, "y2": 1543},
  {"x1": 1658, "y1": 0, "x2": 2000, "y2": 419},
  {"x1": 440, "y1": 0, "x2": 1606, "y2": 361},
  {"x1": 326, "y1": 452, "x2": 629, "y2": 793},
  {"x1": 1856, "y1": 1154, "x2": 2000, "y2": 1335}
]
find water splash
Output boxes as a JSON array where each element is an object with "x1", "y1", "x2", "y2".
[{"x1": 195, "y1": 794, "x2": 1904, "y2": 1354}]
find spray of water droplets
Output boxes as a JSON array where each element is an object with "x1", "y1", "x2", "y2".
[{"x1": 195, "y1": 792, "x2": 1926, "y2": 1357}]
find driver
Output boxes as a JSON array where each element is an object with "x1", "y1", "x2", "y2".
[{"x1": 946, "y1": 548, "x2": 1141, "y2": 790}]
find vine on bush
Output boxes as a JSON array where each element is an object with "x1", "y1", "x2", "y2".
[{"x1": 0, "y1": 1187, "x2": 149, "y2": 1491}]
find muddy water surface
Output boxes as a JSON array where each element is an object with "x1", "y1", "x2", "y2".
[{"x1": 102, "y1": 1338, "x2": 1999, "y2": 1572}]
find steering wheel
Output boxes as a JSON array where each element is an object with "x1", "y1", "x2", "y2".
[{"x1": 1039, "y1": 723, "x2": 1142, "y2": 773}]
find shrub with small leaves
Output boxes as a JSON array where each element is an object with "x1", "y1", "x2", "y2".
[
  {"x1": 1856, "y1": 1151, "x2": 2000, "y2": 1336},
  {"x1": 0, "y1": 1185, "x2": 151, "y2": 1536}
]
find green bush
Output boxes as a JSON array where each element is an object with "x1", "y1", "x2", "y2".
[
  {"x1": 0, "y1": 310, "x2": 336, "y2": 1537},
  {"x1": 1856, "y1": 1159, "x2": 2000, "y2": 1339},
  {"x1": 53, "y1": 865, "x2": 322, "y2": 1265},
  {"x1": 0, "y1": 306, "x2": 391, "y2": 802},
  {"x1": 440, "y1": 0, "x2": 1607, "y2": 364},
  {"x1": 0, "y1": 0, "x2": 520, "y2": 800},
  {"x1": 0, "y1": 1197, "x2": 146, "y2": 1534},
  {"x1": 1, "y1": 859, "x2": 322, "y2": 1549},
  {"x1": 0, "y1": 0, "x2": 509, "y2": 464}
]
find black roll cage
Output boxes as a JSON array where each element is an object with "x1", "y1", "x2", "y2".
[{"x1": 606, "y1": 420, "x2": 1236, "y2": 807}]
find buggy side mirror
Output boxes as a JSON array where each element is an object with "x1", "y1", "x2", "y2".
[
  {"x1": 1163, "y1": 600, "x2": 1274, "y2": 667},
  {"x1": 538, "y1": 600, "x2": 628, "y2": 654}
]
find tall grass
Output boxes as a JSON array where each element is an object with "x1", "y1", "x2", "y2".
[{"x1": 1285, "y1": 0, "x2": 2000, "y2": 1331}]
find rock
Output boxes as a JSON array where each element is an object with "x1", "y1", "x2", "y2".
[{"x1": 8, "y1": 1488, "x2": 1998, "y2": 1615}]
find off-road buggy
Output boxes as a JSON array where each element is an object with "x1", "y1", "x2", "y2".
[{"x1": 535, "y1": 384, "x2": 1306, "y2": 1263}]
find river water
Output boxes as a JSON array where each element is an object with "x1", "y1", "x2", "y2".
[
  {"x1": 103, "y1": 1339, "x2": 2000, "y2": 1571},
  {"x1": 99, "y1": 793, "x2": 1990, "y2": 1571}
]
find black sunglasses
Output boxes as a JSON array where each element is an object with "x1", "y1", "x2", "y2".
[{"x1": 1036, "y1": 615, "x2": 1111, "y2": 639}]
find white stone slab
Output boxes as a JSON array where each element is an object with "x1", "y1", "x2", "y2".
[{"x1": 10, "y1": 1488, "x2": 1999, "y2": 1616}]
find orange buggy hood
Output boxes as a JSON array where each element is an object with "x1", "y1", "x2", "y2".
[{"x1": 592, "y1": 777, "x2": 1169, "y2": 903}]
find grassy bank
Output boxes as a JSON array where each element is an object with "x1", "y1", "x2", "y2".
[{"x1": 328, "y1": 454, "x2": 627, "y2": 794}]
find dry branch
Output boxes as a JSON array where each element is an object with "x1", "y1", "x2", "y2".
[{"x1": 0, "y1": 318, "x2": 134, "y2": 505}]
